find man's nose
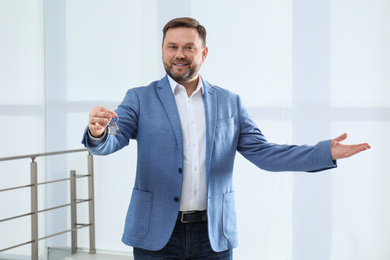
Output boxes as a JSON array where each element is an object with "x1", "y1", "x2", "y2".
[{"x1": 175, "y1": 48, "x2": 185, "y2": 59}]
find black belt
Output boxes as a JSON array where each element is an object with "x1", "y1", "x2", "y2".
[{"x1": 178, "y1": 211, "x2": 207, "y2": 223}]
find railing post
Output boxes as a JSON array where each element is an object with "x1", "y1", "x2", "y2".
[
  {"x1": 30, "y1": 158, "x2": 38, "y2": 260},
  {"x1": 70, "y1": 170, "x2": 77, "y2": 254},
  {"x1": 87, "y1": 153, "x2": 96, "y2": 254}
]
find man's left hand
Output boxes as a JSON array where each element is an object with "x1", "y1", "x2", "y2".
[{"x1": 331, "y1": 133, "x2": 371, "y2": 160}]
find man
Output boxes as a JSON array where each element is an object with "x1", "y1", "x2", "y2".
[{"x1": 82, "y1": 17, "x2": 370, "y2": 259}]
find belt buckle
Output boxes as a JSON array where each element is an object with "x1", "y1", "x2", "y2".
[{"x1": 180, "y1": 211, "x2": 197, "y2": 223}]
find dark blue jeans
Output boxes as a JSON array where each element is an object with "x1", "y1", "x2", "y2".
[{"x1": 133, "y1": 221, "x2": 232, "y2": 260}]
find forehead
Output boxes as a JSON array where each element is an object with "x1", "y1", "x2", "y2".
[{"x1": 164, "y1": 27, "x2": 202, "y2": 45}]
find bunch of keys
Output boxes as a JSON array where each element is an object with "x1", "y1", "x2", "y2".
[{"x1": 107, "y1": 116, "x2": 122, "y2": 136}]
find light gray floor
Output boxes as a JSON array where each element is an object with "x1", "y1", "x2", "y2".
[
  {"x1": 61, "y1": 252, "x2": 132, "y2": 260},
  {"x1": 0, "y1": 251, "x2": 132, "y2": 260}
]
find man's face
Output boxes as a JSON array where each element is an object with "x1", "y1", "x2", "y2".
[{"x1": 162, "y1": 27, "x2": 208, "y2": 84}]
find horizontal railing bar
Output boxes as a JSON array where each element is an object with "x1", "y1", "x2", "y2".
[
  {"x1": 38, "y1": 224, "x2": 91, "y2": 241},
  {"x1": 38, "y1": 177, "x2": 71, "y2": 185},
  {"x1": 38, "y1": 174, "x2": 91, "y2": 186},
  {"x1": 76, "y1": 174, "x2": 91, "y2": 178},
  {"x1": 0, "y1": 240, "x2": 34, "y2": 253},
  {"x1": 0, "y1": 174, "x2": 91, "y2": 193},
  {"x1": 38, "y1": 203, "x2": 71, "y2": 213},
  {"x1": 0, "y1": 184, "x2": 33, "y2": 193},
  {"x1": 37, "y1": 198, "x2": 89, "y2": 213},
  {"x1": 0, "y1": 148, "x2": 88, "y2": 162},
  {"x1": 0, "y1": 212, "x2": 33, "y2": 223},
  {"x1": 76, "y1": 198, "x2": 92, "y2": 203},
  {"x1": 0, "y1": 224, "x2": 91, "y2": 253},
  {"x1": 0, "y1": 199, "x2": 92, "y2": 223}
]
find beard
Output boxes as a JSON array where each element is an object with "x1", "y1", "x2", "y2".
[{"x1": 163, "y1": 60, "x2": 201, "y2": 83}]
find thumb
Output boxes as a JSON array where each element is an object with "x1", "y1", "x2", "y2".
[{"x1": 333, "y1": 133, "x2": 348, "y2": 143}]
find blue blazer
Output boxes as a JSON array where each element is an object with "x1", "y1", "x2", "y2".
[{"x1": 82, "y1": 75, "x2": 336, "y2": 252}]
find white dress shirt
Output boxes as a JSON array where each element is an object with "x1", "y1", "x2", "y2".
[{"x1": 167, "y1": 75, "x2": 207, "y2": 212}]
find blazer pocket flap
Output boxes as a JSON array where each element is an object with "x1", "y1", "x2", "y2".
[{"x1": 217, "y1": 116, "x2": 234, "y2": 128}]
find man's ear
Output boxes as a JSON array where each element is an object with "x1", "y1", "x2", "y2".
[{"x1": 202, "y1": 46, "x2": 209, "y2": 63}]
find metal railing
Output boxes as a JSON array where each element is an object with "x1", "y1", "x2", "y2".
[{"x1": 0, "y1": 149, "x2": 95, "y2": 260}]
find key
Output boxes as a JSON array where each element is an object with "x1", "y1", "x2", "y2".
[{"x1": 107, "y1": 117, "x2": 122, "y2": 135}]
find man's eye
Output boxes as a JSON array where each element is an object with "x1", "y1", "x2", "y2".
[
  {"x1": 169, "y1": 46, "x2": 177, "y2": 49},
  {"x1": 186, "y1": 47, "x2": 194, "y2": 50}
]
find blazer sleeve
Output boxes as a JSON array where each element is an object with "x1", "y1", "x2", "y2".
[{"x1": 236, "y1": 95, "x2": 336, "y2": 172}]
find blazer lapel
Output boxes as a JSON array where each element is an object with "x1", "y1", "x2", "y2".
[
  {"x1": 203, "y1": 79, "x2": 217, "y2": 176},
  {"x1": 156, "y1": 76, "x2": 183, "y2": 153}
]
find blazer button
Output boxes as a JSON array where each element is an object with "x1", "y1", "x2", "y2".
[
  {"x1": 178, "y1": 168, "x2": 182, "y2": 174},
  {"x1": 174, "y1": 197, "x2": 180, "y2": 203}
]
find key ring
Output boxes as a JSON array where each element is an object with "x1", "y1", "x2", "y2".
[{"x1": 107, "y1": 116, "x2": 122, "y2": 136}]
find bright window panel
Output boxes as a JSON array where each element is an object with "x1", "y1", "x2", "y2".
[
  {"x1": 0, "y1": 0, "x2": 44, "y2": 105},
  {"x1": 331, "y1": 0, "x2": 390, "y2": 108},
  {"x1": 66, "y1": 0, "x2": 159, "y2": 102},
  {"x1": 191, "y1": 0, "x2": 292, "y2": 108}
]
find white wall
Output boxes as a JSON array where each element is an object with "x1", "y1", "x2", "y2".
[{"x1": 1, "y1": 0, "x2": 389, "y2": 259}]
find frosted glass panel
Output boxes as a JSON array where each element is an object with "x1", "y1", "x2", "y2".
[
  {"x1": 331, "y1": 121, "x2": 390, "y2": 260},
  {"x1": 331, "y1": 0, "x2": 390, "y2": 107},
  {"x1": 191, "y1": 0, "x2": 292, "y2": 108},
  {"x1": 0, "y1": 0, "x2": 44, "y2": 105},
  {"x1": 66, "y1": 0, "x2": 159, "y2": 102}
]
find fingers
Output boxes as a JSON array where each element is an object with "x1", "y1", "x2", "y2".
[
  {"x1": 344, "y1": 143, "x2": 371, "y2": 158},
  {"x1": 89, "y1": 106, "x2": 117, "y2": 119},
  {"x1": 354, "y1": 143, "x2": 371, "y2": 153},
  {"x1": 88, "y1": 106, "x2": 117, "y2": 137}
]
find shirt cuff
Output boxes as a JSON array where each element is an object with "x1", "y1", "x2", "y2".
[{"x1": 87, "y1": 129, "x2": 107, "y2": 147}]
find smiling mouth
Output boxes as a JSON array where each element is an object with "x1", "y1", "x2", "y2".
[{"x1": 173, "y1": 63, "x2": 188, "y2": 67}]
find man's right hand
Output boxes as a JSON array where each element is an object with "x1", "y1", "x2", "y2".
[{"x1": 88, "y1": 106, "x2": 117, "y2": 138}]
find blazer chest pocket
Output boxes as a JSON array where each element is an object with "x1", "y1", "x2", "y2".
[{"x1": 216, "y1": 116, "x2": 234, "y2": 128}]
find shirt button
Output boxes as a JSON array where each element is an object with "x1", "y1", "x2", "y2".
[
  {"x1": 194, "y1": 166, "x2": 198, "y2": 171},
  {"x1": 178, "y1": 168, "x2": 182, "y2": 174},
  {"x1": 174, "y1": 197, "x2": 180, "y2": 203}
]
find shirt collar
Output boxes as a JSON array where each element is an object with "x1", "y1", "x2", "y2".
[{"x1": 167, "y1": 74, "x2": 204, "y2": 96}]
